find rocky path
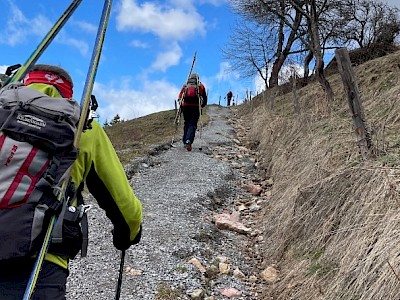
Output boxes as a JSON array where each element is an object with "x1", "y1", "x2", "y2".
[{"x1": 68, "y1": 105, "x2": 267, "y2": 299}]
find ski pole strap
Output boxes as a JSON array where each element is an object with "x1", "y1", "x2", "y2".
[
  {"x1": 52, "y1": 200, "x2": 68, "y2": 244},
  {"x1": 80, "y1": 212, "x2": 89, "y2": 257}
]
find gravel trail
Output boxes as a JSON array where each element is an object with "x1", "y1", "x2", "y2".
[{"x1": 68, "y1": 105, "x2": 259, "y2": 300}]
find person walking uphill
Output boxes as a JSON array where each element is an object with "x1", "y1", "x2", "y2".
[
  {"x1": 226, "y1": 90, "x2": 233, "y2": 106},
  {"x1": 178, "y1": 73, "x2": 207, "y2": 151},
  {"x1": 0, "y1": 64, "x2": 143, "y2": 300}
]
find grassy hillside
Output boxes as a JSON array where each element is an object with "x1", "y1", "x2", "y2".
[
  {"x1": 237, "y1": 49, "x2": 400, "y2": 299},
  {"x1": 104, "y1": 107, "x2": 209, "y2": 165}
]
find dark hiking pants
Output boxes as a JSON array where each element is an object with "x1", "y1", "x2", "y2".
[
  {"x1": 182, "y1": 106, "x2": 200, "y2": 145},
  {"x1": 0, "y1": 259, "x2": 68, "y2": 300}
]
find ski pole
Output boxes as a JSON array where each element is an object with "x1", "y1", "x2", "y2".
[
  {"x1": 5, "y1": 0, "x2": 82, "y2": 85},
  {"x1": 22, "y1": 1, "x2": 112, "y2": 299},
  {"x1": 197, "y1": 77, "x2": 204, "y2": 150},
  {"x1": 115, "y1": 250, "x2": 126, "y2": 300}
]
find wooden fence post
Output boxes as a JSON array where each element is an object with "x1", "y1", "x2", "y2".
[
  {"x1": 250, "y1": 91, "x2": 253, "y2": 112},
  {"x1": 335, "y1": 47, "x2": 372, "y2": 160}
]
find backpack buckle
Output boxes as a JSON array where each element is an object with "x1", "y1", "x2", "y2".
[
  {"x1": 65, "y1": 204, "x2": 92, "y2": 222},
  {"x1": 49, "y1": 199, "x2": 63, "y2": 213},
  {"x1": 43, "y1": 158, "x2": 60, "y2": 185}
]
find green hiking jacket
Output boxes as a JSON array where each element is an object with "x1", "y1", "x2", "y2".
[{"x1": 28, "y1": 83, "x2": 143, "y2": 269}]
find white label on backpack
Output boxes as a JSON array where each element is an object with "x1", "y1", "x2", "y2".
[
  {"x1": 16, "y1": 113, "x2": 46, "y2": 129},
  {"x1": 0, "y1": 132, "x2": 49, "y2": 208}
]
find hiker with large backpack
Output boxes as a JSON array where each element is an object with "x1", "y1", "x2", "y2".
[
  {"x1": 178, "y1": 73, "x2": 207, "y2": 151},
  {"x1": 0, "y1": 64, "x2": 143, "y2": 300}
]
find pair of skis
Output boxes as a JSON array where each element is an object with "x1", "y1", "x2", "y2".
[
  {"x1": 10, "y1": 1, "x2": 113, "y2": 299},
  {"x1": 171, "y1": 51, "x2": 197, "y2": 145}
]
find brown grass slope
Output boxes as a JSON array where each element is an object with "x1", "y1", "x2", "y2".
[
  {"x1": 237, "y1": 50, "x2": 400, "y2": 299},
  {"x1": 104, "y1": 109, "x2": 179, "y2": 164},
  {"x1": 104, "y1": 108, "x2": 209, "y2": 165}
]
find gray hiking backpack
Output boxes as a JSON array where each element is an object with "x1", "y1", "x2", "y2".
[{"x1": 0, "y1": 82, "x2": 86, "y2": 260}]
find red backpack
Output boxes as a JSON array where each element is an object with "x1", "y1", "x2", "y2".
[{"x1": 183, "y1": 78, "x2": 199, "y2": 105}]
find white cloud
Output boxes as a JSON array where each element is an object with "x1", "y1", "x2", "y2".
[
  {"x1": 254, "y1": 76, "x2": 264, "y2": 94},
  {"x1": 203, "y1": 61, "x2": 255, "y2": 105},
  {"x1": 116, "y1": 0, "x2": 206, "y2": 41},
  {"x1": 30, "y1": 15, "x2": 53, "y2": 37},
  {"x1": 170, "y1": 0, "x2": 227, "y2": 6},
  {"x1": 150, "y1": 43, "x2": 182, "y2": 72},
  {"x1": 130, "y1": 39, "x2": 149, "y2": 48},
  {"x1": 215, "y1": 61, "x2": 238, "y2": 82},
  {"x1": 0, "y1": 1, "x2": 56, "y2": 46},
  {"x1": 58, "y1": 35, "x2": 90, "y2": 56},
  {"x1": 0, "y1": 1, "x2": 89, "y2": 58},
  {"x1": 94, "y1": 79, "x2": 180, "y2": 122},
  {"x1": 0, "y1": 1, "x2": 29, "y2": 45},
  {"x1": 197, "y1": 0, "x2": 227, "y2": 5},
  {"x1": 73, "y1": 20, "x2": 98, "y2": 34}
]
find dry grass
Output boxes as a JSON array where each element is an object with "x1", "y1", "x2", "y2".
[
  {"x1": 237, "y1": 49, "x2": 400, "y2": 299},
  {"x1": 103, "y1": 49, "x2": 400, "y2": 299},
  {"x1": 104, "y1": 106, "x2": 210, "y2": 165},
  {"x1": 154, "y1": 282, "x2": 185, "y2": 300}
]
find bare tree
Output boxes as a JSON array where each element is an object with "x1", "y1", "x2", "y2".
[
  {"x1": 231, "y1": 0, "x2": 337, "y2": 103},
  {"x1": 230, "y1": 0, "x2": 304, "y2": 88},
  {"x1": 335, "y1": 0, "x2": 400, "y2": 48},
  {"x1": 269, "y1": 2, "x2": 303, "y2": 88},
  {"x1": 289, "y1": 0, "x2": 335, "y2": 102},
  {"x1": 222, "y1": 20, "x2": 276, "y2": 91}
]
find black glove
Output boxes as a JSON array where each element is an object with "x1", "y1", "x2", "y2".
[
  {"x1": 200, "y1": 97, "x2": 205, "y2": 108},
  {"x1": 112, "y1": 224, "x2": 142, "y2": 250},
  {"x1": 132, "y1": 224, "x2": 142, "y2": 245}
]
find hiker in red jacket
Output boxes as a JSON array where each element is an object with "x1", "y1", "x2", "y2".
[
  {"x1": 226, "y1": 90, "x2": 233, "y2": 106},
  {"x1": 178, "y1": 73, "x2": 207, "y2": 151}
]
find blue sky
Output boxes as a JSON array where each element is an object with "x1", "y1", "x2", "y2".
[
  {"x1": 2, "y1": 0, "x2": 399, "y2": 123},
  {"x1": 0, "y1": 0, "x2": 254, "y2": 123}
]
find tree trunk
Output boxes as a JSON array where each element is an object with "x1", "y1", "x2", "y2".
[
  {"x1": 269, "y1": 9, "x2": 302, "y2": 88},
  {"x1": 315, "y1": 56, "x2": 334, "y2": 102},
  {"x1": 269, "y1": 55, "x2": 284, "y2": 88},
  {"x1": 310, "y1": 1, "x2": 334, "y2": 102}
]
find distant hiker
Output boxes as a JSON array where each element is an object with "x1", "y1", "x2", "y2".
[
  {"x1": 0, "y1": 64, "x2": 143, "y2": 300},
  {"x1": 227, "y1": 90, "x2": 233, "y2": 106},
  {"x1": 178, "y1": 73, "x2": 207, "y2": 151}
]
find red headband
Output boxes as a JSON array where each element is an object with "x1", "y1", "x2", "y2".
[{"x1": 24, "y1": 70, "x2": 73, "y2": 98}]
